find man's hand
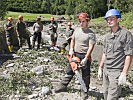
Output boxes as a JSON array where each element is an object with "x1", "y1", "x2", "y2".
[
  {"x1": 8, "y1": 26, "x2": 13, "y2": 30},
  {"x1": 98, "y1": 67, "x2": 102, "y2": 80},
  {"x1": 118, "y1": 73, "x2": 127, "y2": 85},
  {"x1": 80, "y1": 57, "x2": 88, "y2": 66},
  {"x1": 69, "y1": 48, "x2": 74, "y2": 57}
]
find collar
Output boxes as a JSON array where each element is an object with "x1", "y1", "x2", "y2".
[{"x1": 108, "y1": 27, "x2": 121, "y2": 39}]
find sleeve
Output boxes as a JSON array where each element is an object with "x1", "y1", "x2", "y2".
[
  {"x1": 103, "y1": 38, "x2": 106, "y2": 54},
  {"x1": 33, "y1": 23, "x2": 35, "y2": 31},
  {"x1": 16, "y1": 22, "x2": 19, "y2": 31},
  {"x1": 53, "y1": 22, "x2": 58, "y2": 29},
  {"x1": 4, "y1": 24, "x2": 8, "y2": 30},
  {"x1": 71, "y1": 29, "x2": 74, "y2": 36},
  {"x1": 89, "y1": 32, "x2": 96, "y2": 44},
  {"x1": 49, "y1": 23, "x2": 52, "y2": 29},
  {"x1": 55, "y1": 22, "x2": 58, "y2": 28},
  {"x1": 24, "y1": 22, "x2": 27, "y2": 29},
  {"x1": 124, "y1": 32, "x2": 133, "y2": 55}
]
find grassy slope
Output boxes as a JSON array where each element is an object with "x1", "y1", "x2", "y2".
[
  {"x1": 91, "y1": 11, "x2": 133, "y2": 29},
  {"x1": 5, "y1": 11, "x2": 52, "y2": 21},
  {"x1": 3, "y1": 11, "x2": 133, "y2": 29}
]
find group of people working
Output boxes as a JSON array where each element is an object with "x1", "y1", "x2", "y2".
[
  {"x1": 4, "y1": 15, "x2": 67, "y2": 52},
  {"x1": 4, "y1": 9, "x2": 133, "y2": 100},
  {"x1": 54, "y1": 9, "x2": 133, "y2": 100}
]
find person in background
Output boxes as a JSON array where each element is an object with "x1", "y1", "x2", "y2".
[
  {"x1": 16, "y1": 15, "x2": 32, "y2": 49},
  {"x1": 54, "y1": 12, "x2": 96, "y2": 100},
  {"x1": 32, "y1": 16, "x2": 43, "y2": 50},
  {"x1": 49, "y1": 17, "x2": 58, "y2": 49},
  {"x1": 4, "y1": 17, "x2": 14, "y2": 52},
  {"x1": 60, "y1": 21, "x2": 74, "y2": 54},
  {"x1": 98, "y1": 9, "x2": 133, "y2": 100}
]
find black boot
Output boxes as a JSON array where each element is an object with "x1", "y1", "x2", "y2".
[
  {"x1": 54, "y1": 74, "x2": 73, "y2": 93},
  {"x1": 54, "y1": 83, "x2": 67, "y2": 93},
  {"x1": 37, "y1": 44, "x2": 40, "y2": 50},
  {"x1": 28, "y1": 45, "x2": 32, "y2": 49},
  {"x1": 27, "y1": 38, "x2": 32, "y2": 49}
]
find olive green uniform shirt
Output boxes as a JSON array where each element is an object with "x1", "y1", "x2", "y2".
[
  {"x1": 49, "y1": 21, "x2": 58, "y2": 34},
  {"x1": 103, "y1": 27, "x2": 133, "y2": 69},
  {"x1": 4, "y1": 22, "x2": 14, "y2": 36},
  {"x1": 16, "y1": 21, "x2": 26, "y2": 34}
]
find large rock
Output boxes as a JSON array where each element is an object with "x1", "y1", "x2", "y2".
[{"x1": 31, "y1": 65, "x2": 44, "y2": 75}]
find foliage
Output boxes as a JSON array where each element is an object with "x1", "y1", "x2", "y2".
[
  {"x1": 5, "y1": 0, "x2": 133, "y2": 18},
  {"x1": 65, "y1": 0, "x2": 76, "y2": 16},
  {"x1": 0, "y1": 70, "x2": 33, "y2": 96},
  {"x1": 120, "y1": 11, "x2": 133, "y2": 29},
  {"x1": 0, "y1": 49, "x2": 68, "y2": 97},
  {"x1": 0, "y1": 0, "x2": 8, "y2": 20},
  {"x1": 91, "y1": 11, "x2": 133, "y2": 30},
  {"x1": 109, "y1": 0, "x2": 133, "y2": 13}
]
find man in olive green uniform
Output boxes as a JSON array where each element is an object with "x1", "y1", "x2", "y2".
[
  {"x1": 98, "y1": 9, "x2": 133, "y2": 100},
  {"x1": 55, "y1": 13, "x2": 96, "y2": 100},
  {"x1": 4, "y1": 17, "x2": 14, "y2": 52},
  {"x1": 61, "y1": 22, "x2": 74, "y2": 54},
  {"x1": 49, "y1": 17, "x2": 58, "y2": 49},
  {"x1": 16, "y1": 15, "x2": 31, "y2": 49}
]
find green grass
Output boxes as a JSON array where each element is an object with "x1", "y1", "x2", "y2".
[
  {"x1": 120, "y1": 11, "x2": 133, "y2": 29},
  {"x1": 4, "y1": 11, "x2": 133, "y2": 29},
  {"x1": 91, "y1": 17, "x2": 105, "y2": 24},
  {"x1": 91, "y1": 11, "x2": 133, "y2": 29},
  {"x1": 6, "y1": 11, "x2": 53, "y2": 21}
]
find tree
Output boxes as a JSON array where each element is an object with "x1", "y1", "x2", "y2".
[
  {"x1": 53, "y1": 0, "x2": 66, "y2": 15},
  {"x1": 65, "y1": 0, "x2": 76, "y2": 15},
  {"x1": 0, "y1": 0, "x2": 7, "y2": 19},
  {"x1": 112, "y1": 0, "x2": 133, "y2": 13},
  {"x1": 4, "y1": 0, "x2": 133, "y2": 18}
]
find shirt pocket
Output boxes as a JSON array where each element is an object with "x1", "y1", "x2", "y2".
[
  {"x1": 114, "y1": 40, "x2": 125, "y2": 51},
  {"x1": 106, "y1": 40, "x2": 113, "y2": 54}
]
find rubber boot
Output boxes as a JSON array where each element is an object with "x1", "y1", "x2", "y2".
[
  {"x1": 27, "y1": 38, "x2": 32, "y2": 49},
  {"x1": 8, "y1": 45, "x2": 13, "y2": 52},
  {"x1": 54, "y1": 74, "x2": 73, "y2": 93},
  {"x1": 103, "y1": 92, "x2": 108, "y2": 100},
  {"x1": 37, "y1": 44, "x2": 40, "y2": 50},
  {"x1": 81, "y1": 75, "x2": 90, "y2": 100},
  {"x1": 60, "y1": 48, "x2": 65, "y2": 54}
]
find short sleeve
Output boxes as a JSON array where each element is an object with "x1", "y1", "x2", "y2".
[
  {"x1": 124, "y1": 32, "x2": 133, "y2": 55},
  {"x1": 16, "y1": 22, "x2": 19, "y2": 30},
  {"x1": 4, "y1": 24, "x2": 7, "y2": 30},
  {"x1": 103, "y1": 38, "x2": 106, "y2": 54},
  {"x1": 89, "y1": 32, "x2": 96, "y2": 44}
]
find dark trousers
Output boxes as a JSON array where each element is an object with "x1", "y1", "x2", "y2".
[
  {"x1": 19, "y1": 34, "x2": 31, "y2": 48},
  {"x1": 61, "y1": 53, "x2": 91, "y2": 91},
  {"x1": 32, "y1": 32, "x2": 42, "y2": 49},
  {"x1": 62, "y1": 38, "x2": 71, "y2": 49},
  {"x1": 6, "y1": 33, "x2": 13, "y2": 46}
]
